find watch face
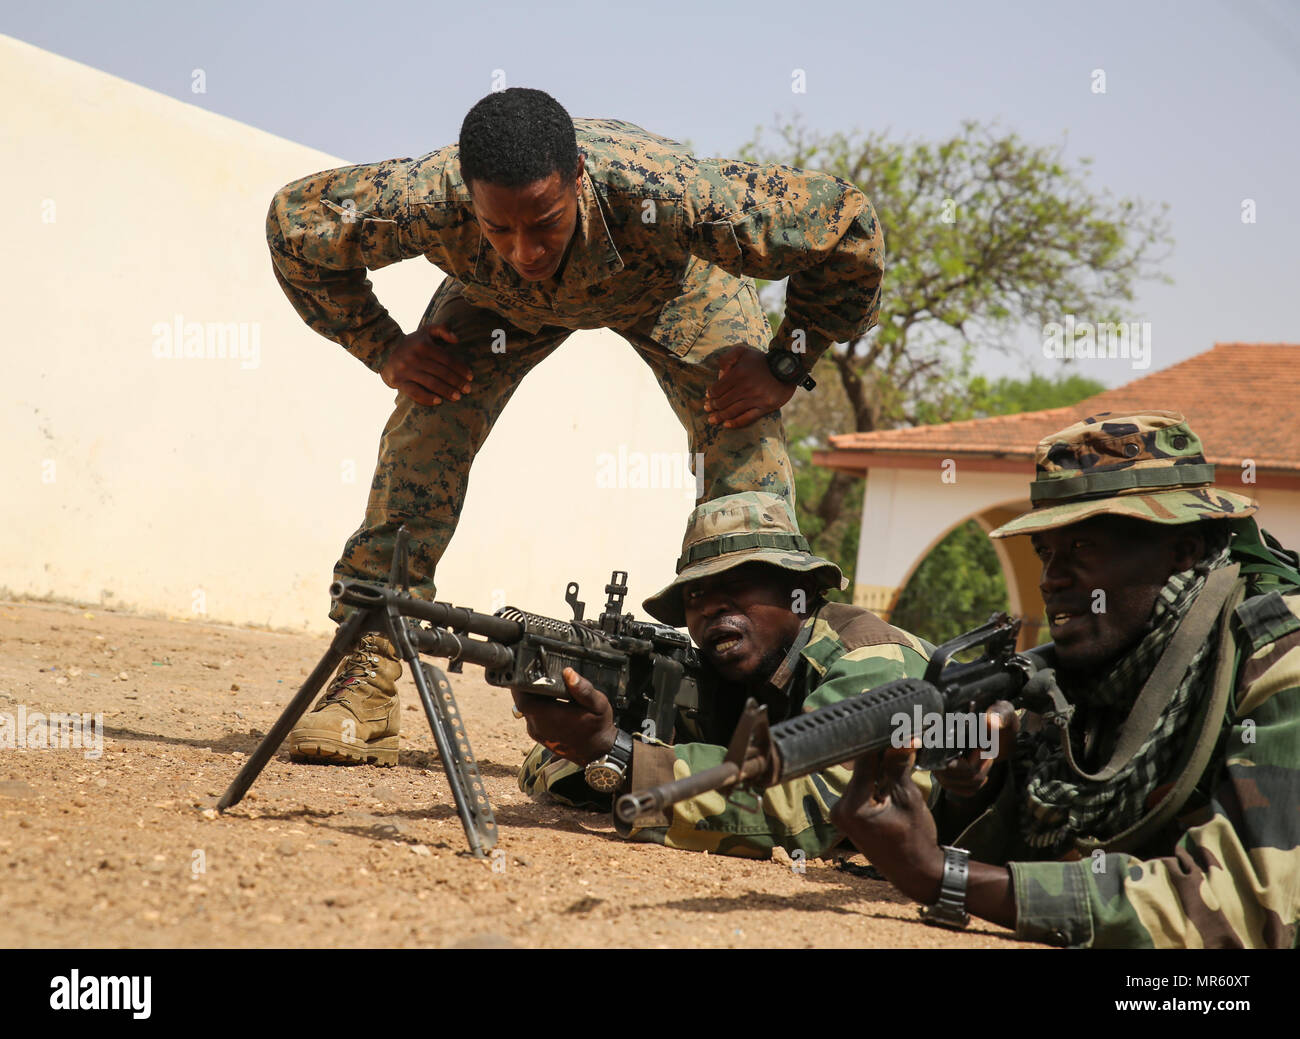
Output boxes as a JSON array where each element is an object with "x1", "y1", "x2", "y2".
[
  {"x1": 585, "y1": 764, "x2": 623, "y2": 793},
  {"x1": 771, "y1": 352, "x2": 800, "y2": 378}
]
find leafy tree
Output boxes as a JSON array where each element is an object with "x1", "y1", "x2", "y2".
[
  {"x1": 742, "y1": 118, "x2": 1171, "y2": 565},
  {"x1": 890, "y1": 520, "x2": 1009, "y2": 645},
  {"x1": 945, "y1": 371, "x2": 1113, "y2": 425}
]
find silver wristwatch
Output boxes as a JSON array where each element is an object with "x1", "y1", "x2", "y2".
[
  {"x1": 584, "y1": 728, "x2": 634, "y2": 793},
  {"x1": 918, "y1": 846, "x2": 971, "y2": 929}
]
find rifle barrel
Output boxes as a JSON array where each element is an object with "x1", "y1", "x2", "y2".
[
  {"x1": 411, "y1": 628, "x2": 513, "y2": 670},
  {"x1": 330, "y1": 579, "x2": 524, "y2": 644},
  {"x1": 615, "y1": 759, "x2": 743, "y2": 824}
]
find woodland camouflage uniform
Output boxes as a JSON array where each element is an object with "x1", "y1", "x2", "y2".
[
  {"x1": 939, "y1": 411, "x2": 1300, "y2": 948},
  {"x1": 519, "y1": 492, "x2": 932, "y2": 858}
]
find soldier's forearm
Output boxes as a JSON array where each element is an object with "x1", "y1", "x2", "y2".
[
  {"x1": 967, "y1": 862, "x2": 1017, "y2": 929},
  {"x1": 768, "y1": 319, "x2": 834, "y2": 368},
  {"x1": 613, "y1": 740, "x2": 680, "y2": 833},
  {"x1": 617, "y1": 738, "x2": 848, "y2": 857},
  {"x1": 269, "y1": 251, "x2": 405, "y2": 372},
  {"x1": 265, "y1": 161, "x2": 421, "y2": 371},
  {"x1": 779, "y1": 262, "x2": 881, "y2": 366}
]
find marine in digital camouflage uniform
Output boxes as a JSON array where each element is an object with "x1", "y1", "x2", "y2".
[
  {"x1": 267, "y1": 88, "x2": 885, "y2": 764},
  {"x1": 832, "y1": 411, "x2": 1300, "y2": 948},
  {"x1": 515, "y1": 492, "x2": 932, "y2": 859}
]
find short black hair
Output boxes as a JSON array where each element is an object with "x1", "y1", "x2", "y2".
[{"x1": 459, "y1": 88, "x2": 580, "y2": 190}]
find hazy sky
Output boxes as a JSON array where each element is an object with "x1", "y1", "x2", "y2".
[{"x1": 7, "y1": 0, "x2": 1298, "y2": 385}]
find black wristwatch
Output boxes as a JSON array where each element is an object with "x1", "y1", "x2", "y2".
[
  {"x1": 918, "y1": 846, "x2": 971, "y2": 929},
  {"x1": 584, "y1": 728, "x2": 634, "y2": 793},
  {"x1": 766, "y1": 348, "x2": 816, "y2": 391}
]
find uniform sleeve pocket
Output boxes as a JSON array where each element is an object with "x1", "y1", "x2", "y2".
[
  {"x1": 320, "y1": 197, "x2": 397, "y2": 224},
  {"x1": 691, "y1": 219, "x2": 743, "y2": 272}
]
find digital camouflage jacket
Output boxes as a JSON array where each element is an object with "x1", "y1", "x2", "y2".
[
  {"x1": 519, "y1": 601, "x2": 931, "y2": 858},
  {"x1": 266, "y1": 119, "x2": 884, "y2": 371},
  {"x1": 935, "y1": 583, "x2": 1300, "y2": 948}
]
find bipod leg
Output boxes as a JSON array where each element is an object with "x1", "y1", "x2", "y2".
[
  {"x1": 384, "y1": 611, "x2": 498, "y2": 858},
  {"x1": 218, "y1": 608, "x2": 372, "y2": 812},
  {"x1": 417, "y1": 661, "x2": 498, "y2": 858}
]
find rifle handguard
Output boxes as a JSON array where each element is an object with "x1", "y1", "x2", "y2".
[
  {"x1": 769, "y1": 678, "x2": 945, "y2": 776},
  {"x1": 615, "y1": 680, "x2": 947, "y2": 822},
  {"x1": 615, "y1": 615, "x2": 1054, "y2": 827}
]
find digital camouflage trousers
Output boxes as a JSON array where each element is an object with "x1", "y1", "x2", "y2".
[{"x1": 328, "y1": 276, "x2": 794, "y2": 622}]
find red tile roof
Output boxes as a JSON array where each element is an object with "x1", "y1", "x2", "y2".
[{"x1": 821, "y1": 343, "x2": 1300, "y2": 472}]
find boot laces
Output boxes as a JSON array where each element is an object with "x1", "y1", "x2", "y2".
[{"x1": 321, "y1": 636, "x2": 384, "y2": 703}]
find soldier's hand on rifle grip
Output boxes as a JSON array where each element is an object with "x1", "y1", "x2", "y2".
[
  {"x1": 831, "y1": 740, "x2": 946, "y2": 905},
  {"x1": 704, "y1": 345, "x2": 796, "y2": 429},
  {"x1": 932, "y1": 700, "x2": 1019, "y2": 799},
  {"x1": 380, "y1": 324, "x2": 474, "y2": 406},
  {"x1": 510, "y1": 668, "x2": 616, "y2": 766}
]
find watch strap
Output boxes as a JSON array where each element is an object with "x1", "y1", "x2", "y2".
[
  {"x1": 607, "y1": 727, "x2": 634, "y2": 769},
  {"x1": 918, "y1": 846, "x2": 971, "y2": 930},
  {"x1": 584, "y1": 728, "x2": 634, "y2": 790}
]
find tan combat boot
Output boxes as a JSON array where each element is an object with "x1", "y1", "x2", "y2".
[{"x1": 290, "y1": 632, "x2": 403, "y2": 765}]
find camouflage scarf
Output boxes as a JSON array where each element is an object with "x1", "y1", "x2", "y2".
[{"x1": 1016, "y1": 546, "x2": 1232, "y2": 853}]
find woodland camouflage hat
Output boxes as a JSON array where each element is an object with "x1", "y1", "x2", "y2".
[
  {"x1": 990, "y1": 411, "x2": 1257, "y2": 539},
  {"x1": 642, "y1": 492, "x2": 846, "y2": 626}
]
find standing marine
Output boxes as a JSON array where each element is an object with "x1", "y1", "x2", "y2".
[{"x1": 266, "y1": 88, "x2": 885, "y2": 764}]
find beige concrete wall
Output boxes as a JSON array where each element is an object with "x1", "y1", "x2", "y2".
[{"x1": 2, "y1": 35, "x2": 693, "y2": 633}]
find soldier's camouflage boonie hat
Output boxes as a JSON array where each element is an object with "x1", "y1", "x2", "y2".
[
  {"x1": 990, "y1": 411, "x2": 1257, "y2": 539},
  {"x1": 642, "y1": 492, "x2": 846, "y2": 627}
]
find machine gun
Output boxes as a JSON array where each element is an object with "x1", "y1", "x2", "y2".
[
  {"x1": 616, "y1": 614, "x2": 1055, "y2": 825},
  {"x1": 219, "y1": 527, "x2": 703, "y2": 858}
]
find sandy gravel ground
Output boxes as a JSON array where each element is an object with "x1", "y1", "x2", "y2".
[{"x1": 0, "y1": 599, "x2": 1044, "y2": 949}]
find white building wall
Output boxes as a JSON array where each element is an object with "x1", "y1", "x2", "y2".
[
  {"x1": 852, "y1": 468, "x2": 1027, "y2": 612},
  {"x1": 853, "y1": 465, "x2": 1300, "y2": 614},
  {"x1": 2, "y1": 35, "x2": 692, "y2": 632}
]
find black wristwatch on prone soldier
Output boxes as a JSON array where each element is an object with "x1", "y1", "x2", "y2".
[{"x1": 766, "y1": 347, "x2": 816, "y2": 391}]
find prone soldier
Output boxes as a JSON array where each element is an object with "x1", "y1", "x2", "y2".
[
  {"x1": 831, "y1": 412, "x2": 1300, "y2": 947},
  {"x1": 514, "y1": 491, "x2": 933, "y2": 858}
]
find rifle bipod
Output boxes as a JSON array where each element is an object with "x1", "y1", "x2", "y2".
[{"x1": 216, "y1": 530, "x2": 498, "y2": 858}]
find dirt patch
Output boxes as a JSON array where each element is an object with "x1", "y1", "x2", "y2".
[{"x1": 0, "y1": 600, "x2": 1042, "y2": 948}]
